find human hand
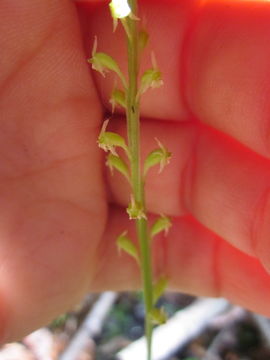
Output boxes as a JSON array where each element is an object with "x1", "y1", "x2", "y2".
[{"x1": 1, "y1": 0, "x2": 270, "y2": 342}]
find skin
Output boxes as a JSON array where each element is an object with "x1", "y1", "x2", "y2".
[{"x1": 1, "y1": 0, "x2": 270, "y2": 342}]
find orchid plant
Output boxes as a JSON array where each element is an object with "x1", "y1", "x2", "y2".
[{"x1": 89, "y1": 1, "x2": 171, "y2": 359}]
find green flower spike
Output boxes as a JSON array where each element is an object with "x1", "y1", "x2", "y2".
[
  {"x1": 127, "y1": 195, "x2": 147, "y2": 220},
  {"x1": 98, "y1": 119, "x2": 128, "y2": 156},
  {"x1": 91, "y1": 1, "x2": 171, "y2": 357}
]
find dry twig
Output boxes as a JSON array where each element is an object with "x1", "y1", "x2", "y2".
[{"x1": 60, "y1": 292, "x2": 117, "y2": 360}]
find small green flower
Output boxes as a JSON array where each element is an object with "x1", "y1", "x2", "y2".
[
  {"x1": 88, "y1": 37, "x2": 106, "y2": 77},
  {"x1": 144, "y1": 138, "x2": 171, "y2": 176},
  {"x1": 138, "y1": 52, "x2": 163, "y2": 98},
  {"x1": 89, "y1": 37, "x2": 127, "y2": 87},
  {"x1": 127, "y1": 195, "x2": 147, "y2": 220},
  {"x1": 98, "y1": 119, "x2": 128, "y2": 156},
  {"x1": 141, "y1": 69, "x2": 163, "y2": 92},
  {"x1": 150, "y1": 215, "x2": 172, "y2": 238}
]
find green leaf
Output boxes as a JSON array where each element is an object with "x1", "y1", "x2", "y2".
[
  {"x1": 117, "y1": 231, "x2": 139, "y2": 263},
  {"x1": 153, "y1": 276, "x2": 168, "y2": 305},
  {"x1": 149, "y1": 307, "x2": 167, "y2": 325},
  {"x1": 150, "y1": 215, "x2": 172, "y2": 238},
  {"x1": 106, "y1": 154, "x2": 130, "y2": 181}
]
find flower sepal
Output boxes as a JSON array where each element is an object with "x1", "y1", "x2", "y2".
[
  {"x1": 106, "y1": 153, "x2": 130, "y2": 182},
  {"x1": 117, "y1": 231, "x2": 139, "y2": 263}
]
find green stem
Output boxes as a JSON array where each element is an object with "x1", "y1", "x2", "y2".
[
  {"x1": 137, "y1": 218, "x2": 153, "y2": 360},
  {"x1": 126, "y1": 1, "x2": 153, "y2": 360}
]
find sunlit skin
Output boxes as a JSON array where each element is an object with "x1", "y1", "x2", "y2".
[{"x1": 1, "y1": 0, "x2": 270, "y2": 342}]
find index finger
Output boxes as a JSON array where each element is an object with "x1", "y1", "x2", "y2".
[
  {"x1": 186, "y1": 0, "x2": 270, "y2": 158},
  {"x1": 80, "y1": 0, "x2": 270, "y2": 158}
]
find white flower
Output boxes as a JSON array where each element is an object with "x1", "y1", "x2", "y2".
[{"x1": 109, "y1": 0, "x2": 131, "y2": 19}]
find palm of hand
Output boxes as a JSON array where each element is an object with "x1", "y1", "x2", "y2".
[{"x1": 1, "y1": 0, "x2": 270, "y2": 342}]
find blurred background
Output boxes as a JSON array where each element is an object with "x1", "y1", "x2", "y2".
[{"x1": 1, "y1": 292, "x2": 270, "y2": 360}]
